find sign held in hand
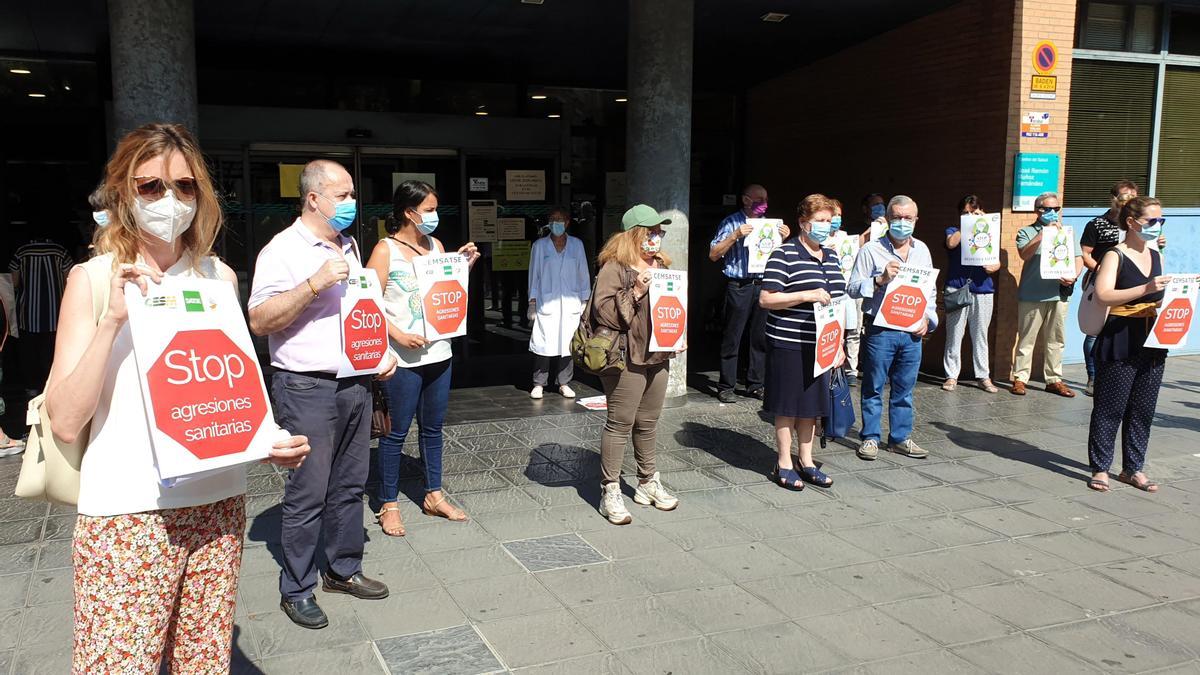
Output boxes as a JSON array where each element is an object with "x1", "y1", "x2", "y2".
[
  {"x1": 649, "y1": 269, "x2": 687, "y2": 352},
  {"x1": 874, "y1": 265, "x2": 939, "y2": 332},
  {"x1": 960, "y1": 213, "x2": 1001, "y2": 266},
  {"x1": 413, "y1": 253, "x2": 470, "y2": 339},
  {"x1": 1144, "y1": 275, "x2": 1199, "y2": 350},
  {"x1": 1039, "y1": 225, "x2": 1076, "y2": 280},
  {"x1": 813, "y1": 298, "x2": 847, "y2": 377}
]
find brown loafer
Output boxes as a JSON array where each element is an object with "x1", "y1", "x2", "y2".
[
  {"x1": 1046, "y1": 382, "x2": 1076, "y2": 398},
  {"x1": 1011, "y1": 380, "x2": 1026, "y2": 396}
]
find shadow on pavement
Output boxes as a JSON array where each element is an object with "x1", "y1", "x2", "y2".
[{"x1": 929, "y1": 421, "x2": 1091, "y2": 481}]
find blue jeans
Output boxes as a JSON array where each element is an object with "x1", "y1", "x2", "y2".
[
  {"x1": 377, "y1": 359, "x2": 452, "y2": 501},
  {"x1": 1084, "y1": 334, "x2": 1097, "y2": 379},
  {"x1": 860, "y1": 324, "x2": 922, "y2": 445}
]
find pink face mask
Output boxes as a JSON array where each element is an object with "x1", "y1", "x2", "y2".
[{"x1": 750, "y1": 202, "x2": 769, "y2": 217}]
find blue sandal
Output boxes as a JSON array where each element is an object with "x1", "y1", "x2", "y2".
[
  {"x1": 799, "y1": 465, "x2": 833, "y2": 488},
  {"x1": 772, "y1": 466, "x2": 805, "y2": 491}
]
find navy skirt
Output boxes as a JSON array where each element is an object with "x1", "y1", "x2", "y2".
[{"x1": 764, "y1": 344, "x2": 830, "y2": 419}]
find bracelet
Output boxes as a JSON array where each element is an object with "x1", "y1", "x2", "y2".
[{"x1": 305, "y1": 278, "x2": 320, "y2": 298}]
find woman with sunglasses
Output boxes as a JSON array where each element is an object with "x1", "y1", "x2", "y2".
[
  {"x1": 1086, "y1": 196, "x2": 1171, "y2": 494},
  {"x1": 47, "y1": 124, "x2": 310, "y2": 672}
]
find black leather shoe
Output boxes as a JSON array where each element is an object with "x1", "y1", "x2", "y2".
[
  {"x1": 322, "y1": 572, "x2": 390, "y2": 600},
  {"x1": 280, "y1": 595, "x2": 328, "y2": 630},
  {"x1": 746, "y1": 388, "x2": 766, "y2": 401},
  {"x1": 717, "y1": 389, "x2": 738, "y2": 404}
]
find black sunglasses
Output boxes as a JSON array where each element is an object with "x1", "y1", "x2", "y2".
[{"x1": 133, "y1": 176, "x2": 199, "y2": 202}]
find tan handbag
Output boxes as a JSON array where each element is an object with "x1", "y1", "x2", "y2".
[{"x1": 15, "y1": 258, "x2": 111, "y2": 505}]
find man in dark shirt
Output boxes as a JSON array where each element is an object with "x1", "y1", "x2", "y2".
[
  {"x1": 8, "y1": 226, "x2": 74, "y2": 395},
  {"x1": 1079, "y1": 180, "x2": 1137, "y2": 396}
]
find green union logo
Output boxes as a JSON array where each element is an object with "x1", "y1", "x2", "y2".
[
  {"x1": 182, "y1": 290, "x2": 204, "y2": 312},
  {"x1": 442, "y1": 265, "x2": 453, "y2": 275},
  {"x1": 667, "y1": 282, "x2": 674, "y2": 292}
]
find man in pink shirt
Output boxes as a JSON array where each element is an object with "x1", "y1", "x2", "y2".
[{"x1": 249, "y1": 159, "x2": 397, "y2": 629}]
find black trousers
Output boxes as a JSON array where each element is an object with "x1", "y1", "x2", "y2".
[
  {"x1": 1087, "y1": 350, "x2": 1165, "y2": 475},
  {"x1": 273, "y1": 371, "x2": 371, "y2": 600},
  {"x1": 19, "y1": 329, "x2": 55, "y2": 392},
  {"x1": 719, "y1": 279, "x2": 766, "y2": 392}
]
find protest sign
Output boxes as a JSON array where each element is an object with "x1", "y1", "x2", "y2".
[
  {"x1": 126, "y1": 277, "x2": 281, "y2": 480},
  {"x1": 1144, "y1": 274, "x2": 1200, "y2": 350},
  {"x1": 649, "y1": 269, "x2": 687, "y2": 352},
  {"x1": 338, "y1": 271, "x2": 388, "y2": 377},
  {"x1": 874, "y1": 265, "x2": 939, "y2": 332},
  {"x1": 831, "y1": 231, "x2": 859, "y2": 279},
  {"x1": 744, "y1": 218, "x2": 783, "y2": 274},
  {"x1": 413, "y1": 253, "x2": 470, "y2": 339},
  {"x1": 1039, "y1": 225, "x2": 1076, "y2": 279},
  {"x1": 960, "y1": 213, "x2": 1001, "y2": 266},
  {"x1": 813, "y1": 298, "x2": 847, "y2": 377}
]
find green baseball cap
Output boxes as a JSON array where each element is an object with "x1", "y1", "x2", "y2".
[{"x1": 621, "y1": 204, "x2": 671, "y2": 231}]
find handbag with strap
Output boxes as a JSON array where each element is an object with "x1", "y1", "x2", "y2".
[
  {"x1": 1078, "y1": 248, "x2": 1125, "y2": 337},
  {"x1": 821, "y1": 368, "x2": 857, "y2": 445},
  {"x1": 570, "y1": 272, "x2": 628, "y2": 376},
  {"x1": 370, "y1": 380, "x2": 391, "y2": 440},
  {"x1": 15, "y1": 257, "x2": 112, "y2": 505},
  {"x1": 943, "y1": 283, "x2": 972, "y2": 312}
]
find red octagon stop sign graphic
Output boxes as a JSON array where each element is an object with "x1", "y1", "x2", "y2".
[
  {"x1": 147, "y1": 329, "x2": 268, "y2": 460},
  {"x1": 343, "y1": 298, "x2": 387, "y2": 371},
  {"x1": 815, "y1": 320, "x2": 843, "y2": 372},
  {"x1": 1154, "y1": 297, "x2": 1193, "y2": 346},
  {"x1": 423, "y1": 280, "x2": 467, "y2": 335},
  {"x1": 653, "y1": 296, "x2": 686, "y2": 348},
  {"x1": 882, "y1": 285, "x2": 926, "y2": 329}
]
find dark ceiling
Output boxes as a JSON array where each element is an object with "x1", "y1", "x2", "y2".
[{"x1": 0, "y1": 0, "x2": 959, "y2": 90}]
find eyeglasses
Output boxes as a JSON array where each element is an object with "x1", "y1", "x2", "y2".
[
  {"x1": 133, "y1": 176, "x2": 198, "y2": 202},
  {"x1": 1037, "y1": 205, "x2": 1061, "y2": 213},
  {"x1": 1139, "y1": 217, "x2": 1166, "y2": 227}
]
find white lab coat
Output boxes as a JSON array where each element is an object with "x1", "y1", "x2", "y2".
[{"x1": 528, "y1": 235, "x2": 590, "y2": 356}]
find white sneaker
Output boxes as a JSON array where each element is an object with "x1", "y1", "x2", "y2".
[
  {"x1": 530, "y1": 386, "x2": 544, "y2": 400},
  {"x1": 599, "y1": 482, "x2": 632, "y2": 525},
  {"x1": 0, "y1": 440, "x2": 24, "y2": 458},
  {"x1": 559, "y1": 385, "x2": 576, "y2": 399},
  {"x1": 632, "y1": 471, "x2": 678, "y2": 511}
]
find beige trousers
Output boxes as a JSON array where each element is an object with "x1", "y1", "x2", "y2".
[{"x1": 1012, "y1": 299, "x2": 1068, "y2": 384}]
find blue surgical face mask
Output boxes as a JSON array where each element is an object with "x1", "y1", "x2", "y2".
[
  {"x1": 1136, "y1": 219, "x2": 1163, "y2": 241},
  {"x1": 830, "y1": 215, "x2": 842, "y2": 232},
  {"x1": 889, "y1": 218, "x2": 915, "y2": 240},
  {"x1": 319, "y1": 194, "x2": 357, "y2": 231},
  {"x1": 1039, "y1": 209, "x2": 1059, "y2": 225},
  {"x1": 549, "y1": 221, "x2": 566, "y2": 237},
  {"x1": 92, "y1": 210, "x2": 110, "y2": 227},
  {"x1": 414, "y1": 209, "x2": 439, "y2": 235},
  {"x1": 869, "y1": 203, "x2": 886, "y2": 220},
  {"x1": 806, "y1": 220, "x2": 832, "y2": 244}
]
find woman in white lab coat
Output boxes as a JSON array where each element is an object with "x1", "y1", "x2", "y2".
[{"x1": 528, "y1": 206, "x2": 591, "y2": 399}]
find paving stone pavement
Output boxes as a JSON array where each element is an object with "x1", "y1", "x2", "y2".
[{"x1": 4, "y1": 359, "x2": 1200, "y2": 674}]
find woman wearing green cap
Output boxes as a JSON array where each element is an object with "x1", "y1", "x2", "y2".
[{"x1": 589, "y1": 204, "x2": 681, "y2": 525}]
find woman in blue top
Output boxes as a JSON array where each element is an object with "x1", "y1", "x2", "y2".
[
  {"x1": 759, "y1": 194, "x2": 847, "y2": 490},
  {"x1": 942, "y1": 195, "x2": 1000, "y2": 393}
]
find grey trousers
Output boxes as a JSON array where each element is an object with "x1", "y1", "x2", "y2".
[
  {"x1": 533, "y1": 354, "x2": 574, "y2": 387},
  {"x1": 273, "y1": 371, "x2": 371, "y2": 600},
  {"x1": 942, "y1": 291, "x2": 994, "y2": 380}
]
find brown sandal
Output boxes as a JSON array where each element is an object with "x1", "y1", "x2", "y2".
[
  {"x1": 376, "y1": 504, "x2": 406, "y2": 537},
  {"x1": 423, "y1": 493, "x2": 468, "y2": 522},
  {"x1": 1116, "y1": 472, "x2": 1159, "y2": 493}
]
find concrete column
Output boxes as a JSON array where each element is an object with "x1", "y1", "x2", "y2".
[
  {"x1": 626, "y1": 0, "x2": 694, "y2": 404},
  {"x1": 109, "y1": 0, "x2": 199, "y2": 137}
]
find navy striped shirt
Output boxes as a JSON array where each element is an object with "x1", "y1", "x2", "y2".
[
  {"x1": 762, "y1": 240, "x2": 846, "y2": 349},
  {"x1": 9, "y1": 240, "x2": 73, "y2": 333}
]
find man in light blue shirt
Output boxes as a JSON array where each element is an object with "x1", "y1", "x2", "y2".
[
  {"x1": 708, "y1": 184, "x2": 789, "y2": 403},
  {"x1": 848, "y1": 195, "x2": 937, "y2": 462}
]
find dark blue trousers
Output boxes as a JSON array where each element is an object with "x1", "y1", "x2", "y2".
[{"x1": 272, "y1": 371, "x2": 371, "y2": 601}]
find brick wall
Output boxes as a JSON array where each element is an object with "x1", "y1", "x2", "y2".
[{"x1": 746, "y1": 0, "x2": 1078, "y2": 379}]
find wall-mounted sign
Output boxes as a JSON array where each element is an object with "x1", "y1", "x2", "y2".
[
  {"x1": 469, "y1": 177, "x2": 489, "y2": 192},
  {"x1": 1021, "y1": 111, "x2": 1051, "y2": 138},
  {"x1": 506, "y1": 170, "x2": 546, "y2": 201},
  {"x1": 468, "y1": 200, "x2": 498, "y2": 242},
  {"x1": 1013, "y1": 152, "x2": 1060, "y2": 212},
  {"x1": 1033, "y1": 40, "x2": 1058, "y2": 75},
  {"x1": 278, "y1": 164, "x2": 304, "y2": 198},
  {"x1": 1030, "y1": 75, "x2": 1057, "y2": 100},
  {"x1": 496, "y1": 217, "x2": 525, "y2": 240},
  {"x1": 560, "y1": 171, "x2": 572, "y2": 185}
]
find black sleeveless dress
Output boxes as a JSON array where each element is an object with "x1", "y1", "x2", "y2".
[{"x1": 1094, "y1": 248, "x2": 1165, "y2": 365}]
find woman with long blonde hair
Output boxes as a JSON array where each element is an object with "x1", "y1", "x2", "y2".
[
  {"x1": 590, "y1": 204, "x2": 681, "y2": 525},
  {"x1": 47, "y1": 123, "x2": 310, "y2": 672}
]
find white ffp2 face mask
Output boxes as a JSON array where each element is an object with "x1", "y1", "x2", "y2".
[{"x1": 134, "y1": 190, "x2": 196, "y2": 244}]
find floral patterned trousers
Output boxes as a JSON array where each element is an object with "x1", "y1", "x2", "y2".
[{"x1": 73, "y1": 495, "x2": 245, "y2": 674}]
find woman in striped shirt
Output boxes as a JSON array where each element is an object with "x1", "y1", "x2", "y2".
[{"x1": 759, "y1": 194, "x2": 847, "y2": 490}]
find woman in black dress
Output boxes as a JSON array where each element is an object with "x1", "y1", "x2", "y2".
[
  {"x1": 760, "y1": 194, "x2": 847, "y2": 489},
  {"x1": 1087, "y1": 196, "x2": 1171, "y2": 493}
]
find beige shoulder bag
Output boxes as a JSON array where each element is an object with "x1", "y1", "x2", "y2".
[{"x1": 15, "y1": 257, "x2": 112, "y2": 505}]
